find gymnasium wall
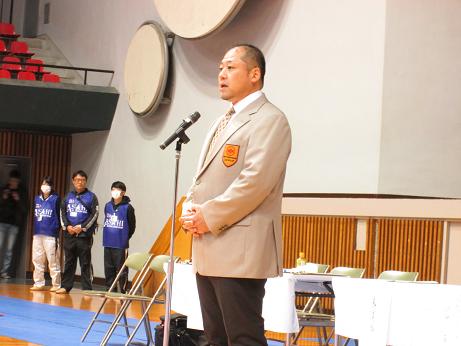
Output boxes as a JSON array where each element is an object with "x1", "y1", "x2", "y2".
[
  {"x1": 35, "y1": 0, "x2": 461, "y2": 277},
  {"x1": 378, "y1": 0, "x2": 461, "y2": 196}
]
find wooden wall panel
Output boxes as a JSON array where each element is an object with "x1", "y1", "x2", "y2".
[
  {"x1": 283, "y1": 215, "x2": 375, "y2": 313},
  {"x1": 0, "y1": 129, "x2": 72, "y2": 272},
  {"x1": 282, "y1": 216, "x2": 373, "y2": 274},
  {"x1": 375, "y1": 219, "x2": 443, "y2": 281},
  {"x1": 282, "y1": 215, "x2": 443, "y2": 282},
  {"x1": 279, "y1": 214, "x2": 443, "y2": 344}
]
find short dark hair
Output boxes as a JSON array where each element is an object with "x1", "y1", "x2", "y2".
[
  {"x1": 230, "y1": 43, "x2": 266, "y2": 86},
  {"x1": 42, "y1": 176, "x2": 54, "y2": 186},
  {"x1": 111, "y1": 181, "x2": 126, "y2": 192},
  {"x1": 72, "y1": 170, "x2": 88, "y2": 180}
]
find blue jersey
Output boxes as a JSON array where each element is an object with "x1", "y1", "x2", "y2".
[
  {"x1": 103, "y1": 202, "x2": 130, "y2": 249},
  {"x1": 64, "y1": 190, "x2": 97, "y2": 234},
  {"x1": 34, "y1": 193, "x2": 60, "y2": 237}
]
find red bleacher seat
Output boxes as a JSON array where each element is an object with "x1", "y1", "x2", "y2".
[
  {"x1": 0, "y1": 69, "x2": 11, "y2": 79},
  {"x1": 42, "y1": 73, "x2": 60, "y2": 83},
  {"x1": 0, "y1": 22, "x2": 20, "y2": 39},
  {"x1": 2, "y1": 56, "x2": 21, "y2": 71},
  {"x1": 10, "y1": 41, "x2": 33, "y2": 57},
  {"x1": 17, "y1": 71, "x2": 36, "y2": 81},
  {"x1": 25, "y1": 58, "x2": 44, "y2": 72},
  {"x1": 25, "y1": 58, "x2": 50, "y2": 80},
  {"x1": 0, "y1": 39, "x2": 8, "y2": 55}
]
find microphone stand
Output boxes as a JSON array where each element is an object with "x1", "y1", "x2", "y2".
[{"x1": 163, "y1": 131, "x2": 190, "y2": 346}]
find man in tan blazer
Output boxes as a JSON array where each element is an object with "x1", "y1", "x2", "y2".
[{"x1": 180, "y1": 44, "x2": 291, "y2": 346}]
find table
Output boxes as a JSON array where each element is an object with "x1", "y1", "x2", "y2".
[
  {"x1": 169, "y1": 264, "x2": 338, "y2": 338},
  {"x1": 333, "y1": 277, "x2": 461, "y2": 346},
  {"x1": 170, "y1": 263, "x2": 299, "y2": 333},
  {"x1": 292, "y1": 272, "x2": 338, "y2": 296}
]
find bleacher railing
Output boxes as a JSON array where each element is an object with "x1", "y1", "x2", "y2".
[{"x1": 1, "y1": 60, "x2": 115, "y2": 86}]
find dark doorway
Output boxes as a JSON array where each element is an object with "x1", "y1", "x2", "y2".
[{"x1": 0, "y1": 156, "x2": 31, "y2": 279}]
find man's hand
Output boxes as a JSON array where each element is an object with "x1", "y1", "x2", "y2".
[
  {"x1": 67, "y1": 225, "x2": 75, "y2": 235},
  {"x1": 180, "y1": 207, "x2": 201, "y2": 238},
  {"x1": 74, "y1": 225, "x2": 83, "y2": 234},
  {"x1": 180, "y1": 204, "x2": 210, "y2": 237}
]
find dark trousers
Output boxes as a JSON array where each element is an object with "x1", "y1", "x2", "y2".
[
  {"x1": 61, "y1": 236, "x2": 93, "y2": 291},
  {"x1": 104, "y1": 247, "x2": 128, "y2": 292},
  {"x1": 196, "y1": 273, "x2": 267, "y2": 346}
]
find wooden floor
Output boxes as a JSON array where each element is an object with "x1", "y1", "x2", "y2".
[
  {"x1": 0, "y1": 336, "x2": 40, "y2": 346},
  {"x1": 0, "y1": 280, "x2": 321, "y2": 346}
]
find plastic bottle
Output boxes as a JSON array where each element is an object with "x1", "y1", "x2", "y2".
[{"x1": 296, "y1": 252, "x2": 306, "y2": 267}]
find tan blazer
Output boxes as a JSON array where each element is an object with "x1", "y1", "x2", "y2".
[{"x1": 185, "y1": 95, "x2": 291, "y2": 279}]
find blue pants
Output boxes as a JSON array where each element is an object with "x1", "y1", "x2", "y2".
[{"x1": 0, "y1": 222, "x2": 19, "y2": 276}]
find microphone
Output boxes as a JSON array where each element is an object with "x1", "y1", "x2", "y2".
[{"x1": 160, "y1": 112, "x2": 201, "y2": 149}]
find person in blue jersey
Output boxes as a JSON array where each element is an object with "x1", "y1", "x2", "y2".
[
  {"x1": 102, "y1": 181, "x2": 136, "y2": 293},
  {"x1": 30, "y1": 176, "x2": 61, "y2": 291},
  {"x1": 56, "y1": 170, "x2": 98, "y2": 294}
]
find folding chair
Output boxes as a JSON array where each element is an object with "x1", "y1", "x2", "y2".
[
  {"x1": 295, "y1": 262, "x2": 330, "y2": 274},
  {"x1": 100, "y1": 254, "x2": 175, "y2": 346},
  {"x1": 80, "y1": 252, "x2": 154, "y2": 342},
  {"x1": 378, "y1": 270, "x2": 419, "y2": 281},
  {"x1": 293, "y1": 266, "x2": 366, "y2": 346},
  {"x1": 295, "y1": 263, "x2": 330, "y2": 314}
]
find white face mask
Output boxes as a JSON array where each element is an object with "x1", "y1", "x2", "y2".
[
  {"x1": 111, "y1": 189, "x2": 122, "y2": 199},
  {"x1": 41, "y1": 185, "x2": 51, "y2": 194}
]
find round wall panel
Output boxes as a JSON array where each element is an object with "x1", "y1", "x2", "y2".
[
  {"x1": 153, "y1": 0, "x2": 246, "y2": 39},
  {"x1": 124, "y1": 21, "x2": 169, "y2": 117}
]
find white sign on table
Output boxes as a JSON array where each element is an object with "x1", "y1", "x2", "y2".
[{"x1": 333, "y1": 277, "x2": 461, "y2": 346}]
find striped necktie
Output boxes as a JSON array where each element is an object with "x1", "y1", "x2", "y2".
[{"x1": 206, "y1": 107, "x2": 235, "y2": 161}]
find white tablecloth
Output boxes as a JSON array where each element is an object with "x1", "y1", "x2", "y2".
[
  {"x1": 333, "y1": 277, "x2": 461, "y2": 346},
  {"x1": 169, "y1": 263, "x2": 300, "y2": 333}
]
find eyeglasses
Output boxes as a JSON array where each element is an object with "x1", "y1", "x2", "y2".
[{"x1": 73, "y1": 178, "x2": 86, "y2": 182}]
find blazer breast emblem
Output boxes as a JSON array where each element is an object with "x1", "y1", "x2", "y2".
[{"x1": 222, "y1": 144, "x2": 240, "y2": 167}]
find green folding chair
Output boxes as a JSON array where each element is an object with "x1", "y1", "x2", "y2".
[
  {"x1": 100, "y1": 254, "x2": 176, "y2": 346},
  {"x1": 297, "y1": 263, "x2": 330, "y2": 314},
  {"x1": 293, "y1": 266, "x2": 366, "y2": 346},
  {"x1": 378, "y1": 270, "x2": 419, "y2": 281},
  {"x1": 80, "y1": 252, "x2": 154, "y2": 342}
]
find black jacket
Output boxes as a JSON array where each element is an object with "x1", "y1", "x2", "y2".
[{"x1": 0, "y1": 184, "x2": 27, "y2": 226}]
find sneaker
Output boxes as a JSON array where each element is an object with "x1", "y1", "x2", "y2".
[
  {"x1": 30, "y1": 286, "x2": 47, "y2": 291},
  {"x1": 0, "y1": 273, "x2": 11, "y2": 279},
  {"x1": 49, "y1": 286, "x2": 60, "y2": 292},
  {"x1": 55, "y1": 288, "x2": 68, "y2": 294}
]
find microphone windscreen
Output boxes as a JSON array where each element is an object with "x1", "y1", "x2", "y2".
[{"x1": 190, "y1": 112, "x2": 201, "y2": 123}]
